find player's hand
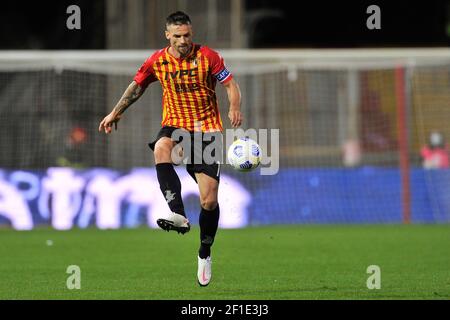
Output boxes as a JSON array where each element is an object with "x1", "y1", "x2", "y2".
[
  {"x1": 98, "y1": 112, "x2": 121, "y2": 134},
  {"x1": 228, "y1": 109, "x2": 243, "y2": 128}
]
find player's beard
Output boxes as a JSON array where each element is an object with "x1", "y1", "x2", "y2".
[{"x1": 177, "y1": 44, "x2": 191, "y2": 57}]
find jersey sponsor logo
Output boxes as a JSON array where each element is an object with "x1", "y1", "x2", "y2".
[
  {"x1": 174, "y1": 83, "x2": 200, "y2": 93},
  {"x1": 164, "y1": 68, "x2": 198, "y2": 80},
  {"x1": 214, "y1": 68, "x2": 230, "y2": 82}
]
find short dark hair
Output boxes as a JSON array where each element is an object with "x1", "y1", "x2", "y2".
[{"x1": 166, "y1": 11, "x2": 191, "y2": 28}]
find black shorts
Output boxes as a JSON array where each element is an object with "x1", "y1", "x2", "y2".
[{"x1": 149, "y1": 126, "x2": 222, "y2": 183}]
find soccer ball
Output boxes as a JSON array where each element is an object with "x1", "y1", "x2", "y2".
[{"x1": 227, "y1": 137, "x2": 261, "y2": 172}]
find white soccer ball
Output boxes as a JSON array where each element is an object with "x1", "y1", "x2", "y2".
[{"x1": 227, "y1": 137, "x2": 261, "y2": 172}]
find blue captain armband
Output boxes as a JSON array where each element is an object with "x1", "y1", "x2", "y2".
[{"x1": 214, "y1": 68, "x2": 231, "y2": 82}]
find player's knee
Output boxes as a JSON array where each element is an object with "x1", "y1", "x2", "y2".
[
  {"x1": 154, "y1": 139, "x2": 173, "y2": 163},
  {"x1": 201, "y1": 199, "x2": 218, "y2": 211}
]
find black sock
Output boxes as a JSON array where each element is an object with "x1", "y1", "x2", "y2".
[
  {"x1": 199, "y1": 205, "x2": 220, "y2": 259},
  {"x1": 156, "y1": 163, "x2": 185, "y2": 217}
]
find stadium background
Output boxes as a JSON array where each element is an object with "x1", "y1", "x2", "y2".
[
  {"x1": 1, "y1": 0, "x2": 450, "y2": 228},
  {"x1": 0, "y1": 0, "x2": 450, "y2": 300}
]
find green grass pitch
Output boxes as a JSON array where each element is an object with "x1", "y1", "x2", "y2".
[{"x1": 0, "y1": 225, "x2": 449, "y2": 299}]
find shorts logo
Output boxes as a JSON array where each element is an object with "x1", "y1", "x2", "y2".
[{"x1": 215, "y1": 68, "x2": 230, "y2": 82}]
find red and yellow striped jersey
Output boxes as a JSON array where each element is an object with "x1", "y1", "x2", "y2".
[{"x1": 134, "y1": 44, "x2": 233, "y2": 132}]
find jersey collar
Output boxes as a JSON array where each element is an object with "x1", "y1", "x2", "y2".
[{"x1": 166, "y1": 44, "x2": 196, "y2": 63}]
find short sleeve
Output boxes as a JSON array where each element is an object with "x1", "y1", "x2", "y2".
[
  {"x1": 204, "y1": 47, "x2": 233, "y2": 84},
  {"x1": 133, "y1": 56, "x2": 158, "y2": 88}
]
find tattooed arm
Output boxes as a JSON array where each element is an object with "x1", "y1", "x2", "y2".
[{"x1": 98, "y1": 81, "x2": 146, "y2": 134}]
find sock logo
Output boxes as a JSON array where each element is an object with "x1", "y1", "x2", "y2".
[
  {"x1": 165, "y1": 190, "x2": 176, "y2": 204},
  {"x1": 201, "y1": 235, "x2": 214, "y2": 246}
]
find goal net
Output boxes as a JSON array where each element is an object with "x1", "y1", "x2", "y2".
[{"x1": 0, "y1": 49, "x2": 449, "y2": 229}]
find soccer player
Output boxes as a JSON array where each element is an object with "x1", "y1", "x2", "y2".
[{"x1": 98, "y1": 11, "x2": 242, "y2": 287}]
